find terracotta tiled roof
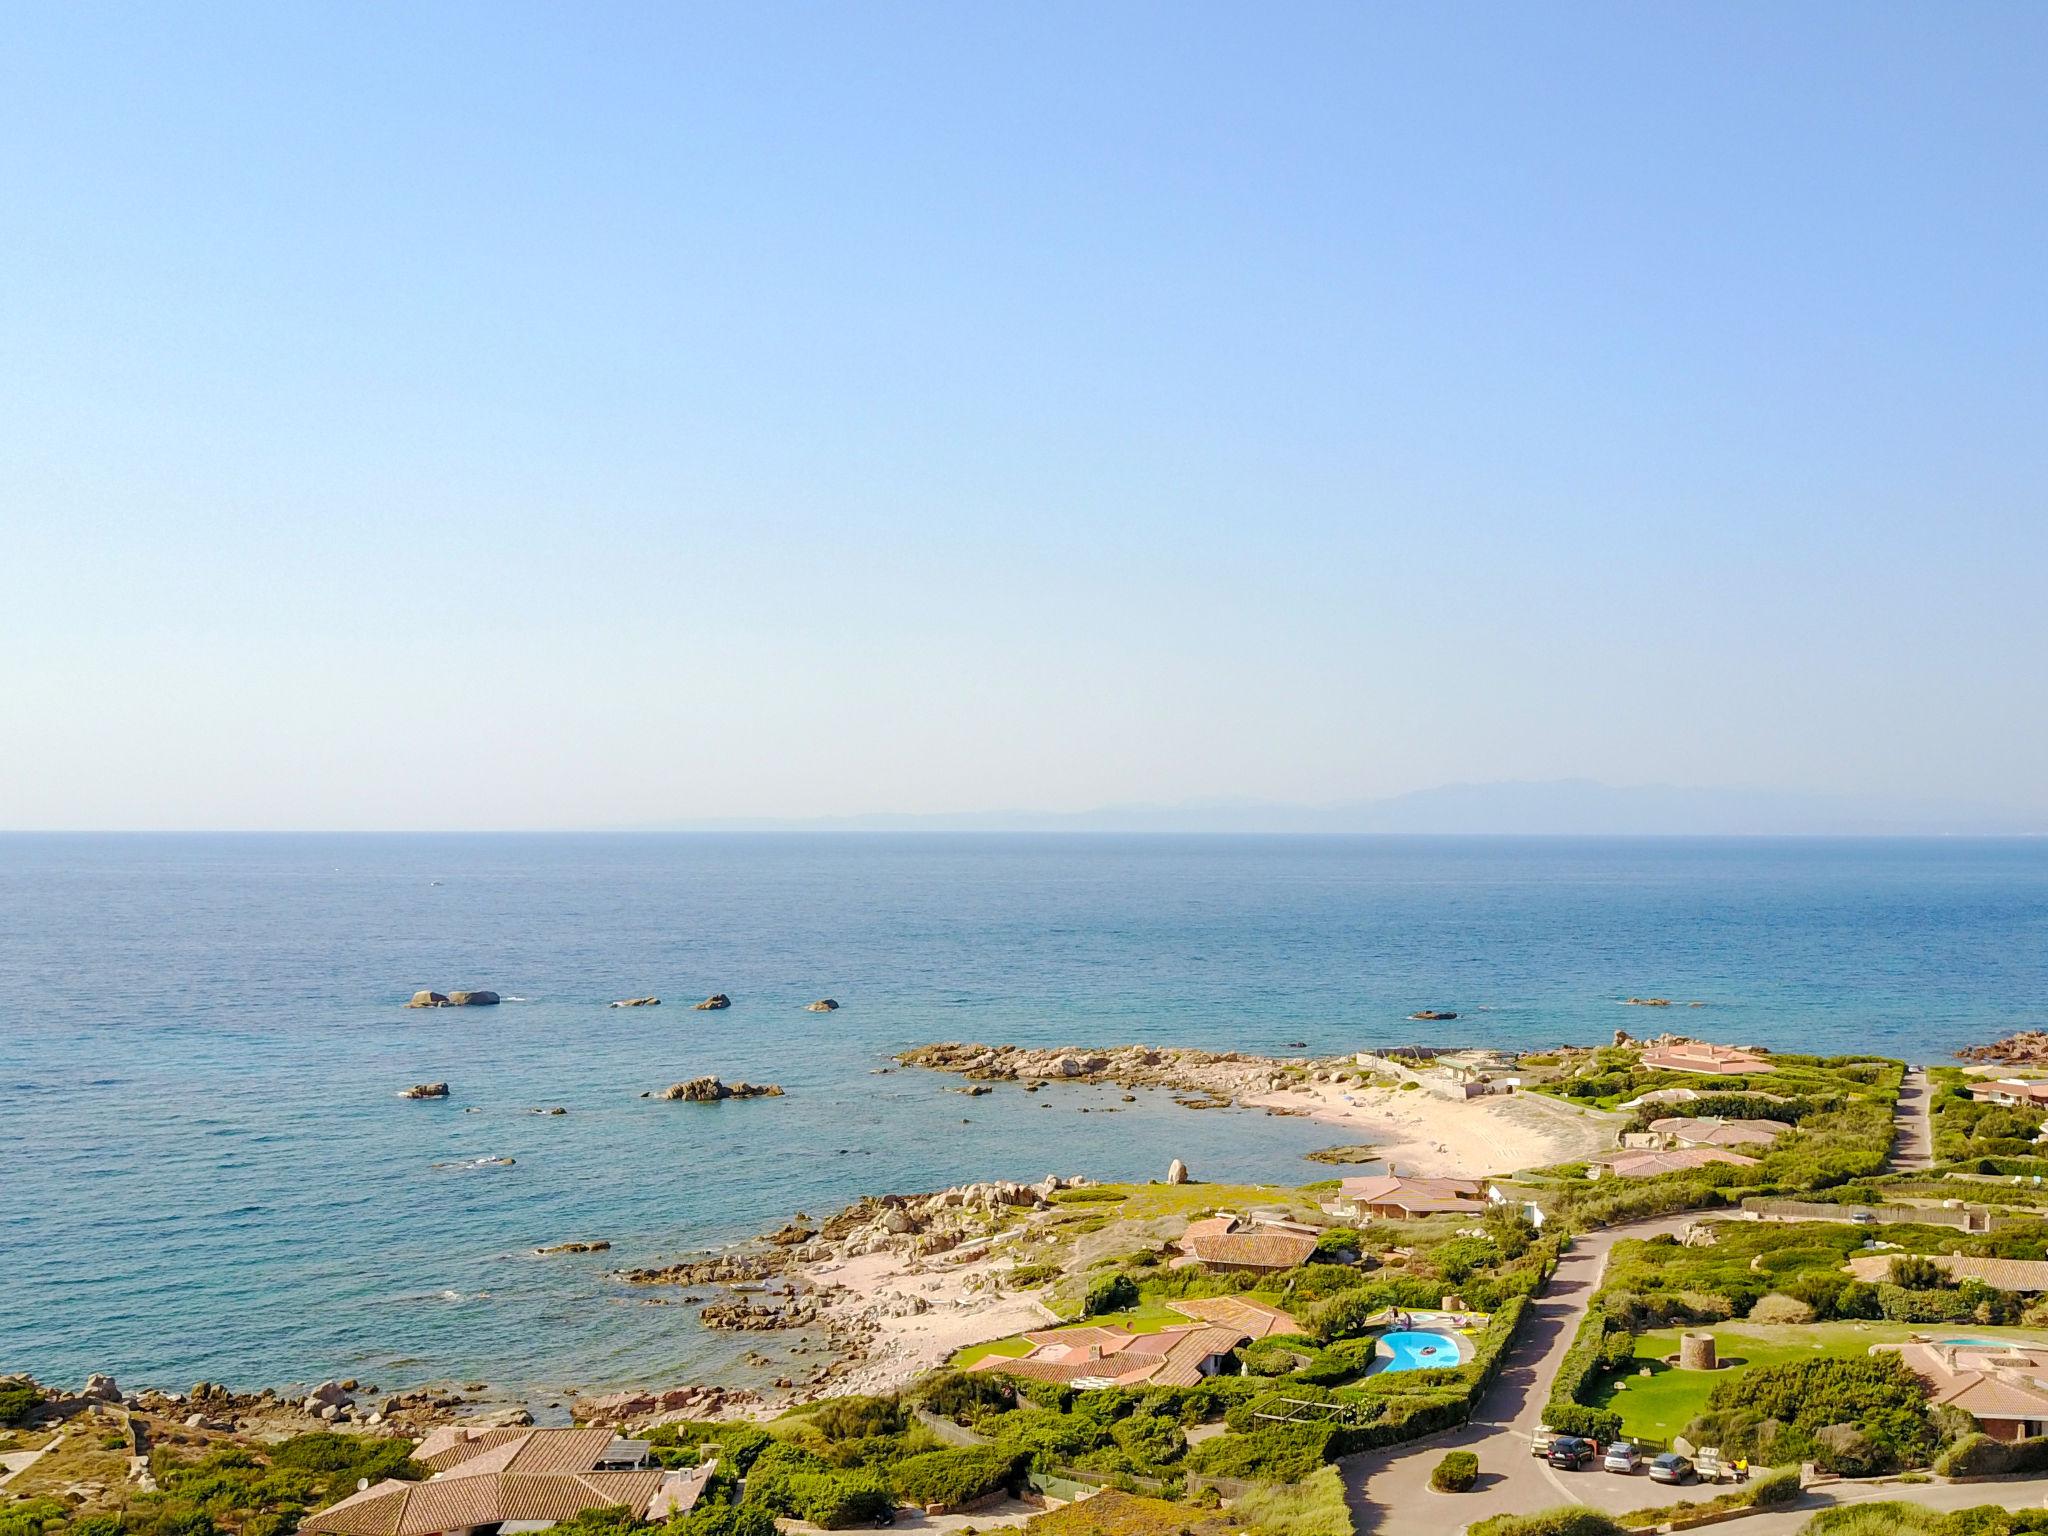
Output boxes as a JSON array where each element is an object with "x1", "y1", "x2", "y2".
[
  {"x1": 1639, "y1": 1042, "x2": 1775, "y2": 1076},
  {"x1": 1595, "y1": 1147, "x2": 1758, "y2": 1178},
  {"x1": 1166, "y1": 1295, "x2": 1303, "y2": 1338},
  {"x1": 970, "y1": 1321, "x2": 1250, "y2": 1389},
  {"x1": 1183, "y1": 1228, "x2": 1318, "y2": 1269},
  {"x1": 1648, "y1": 1117, "x2": 1783, "y2": 1148},
  {"x1": 411, "y1": 1426, "x2": 529, "y2": 1474},
  {"x1": 1147, "y1": 1327, "x2": 1250, "y2": 1388},
  {"x1": 1338, "y1": 1175, "x2": 1488, "y2": 1215},
  {"x1": 301, "y1": 1470, "x2": 667, "y2": 1536},
  {"x1": 1846, "y1": 1255, "x2": 2048, "y2": 1292}
]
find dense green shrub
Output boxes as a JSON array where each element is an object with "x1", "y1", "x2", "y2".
[
  {"x1": 746, "y1": 1462, "x2": 895, "y2": 1529},
  {"x1": 1184, "y1": 1424, "x2": 1335, "y2": 1483},
  {"x1": 1429, "y1": 1451, "x2": 1478, "y2": 1491},
  {"x1": 642, "y1": 1420, "x2": 774, "y2": 1475},
  {"x1": 0, "y1": 1379, "x2": 40, "y2": 1427},
  {"x1": 806, "y1": 1395, "x2": 908, "y2": 1441},
  {"x1": 1934, "y1": 1433, "x2": 2048, "y2": 1478},
  {"x1": 886, "y1": 1447, "x2": 1024, "y2": 1507},
  {"x1": 1083, "y1": 1273, "x2": 1141, "y2": 1317}
]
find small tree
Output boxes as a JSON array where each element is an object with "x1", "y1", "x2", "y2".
[
  {"x1": 1083, "y1": 1272, "x2": 1140, "y2": 1317},
  {"x1": 1888, "y1": 1255, "x2": 1947, "y2": 1290}
]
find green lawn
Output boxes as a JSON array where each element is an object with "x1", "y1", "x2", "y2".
[{"x1": 1592, "y1": 1322, "x2": 2048, "y2": 1443}]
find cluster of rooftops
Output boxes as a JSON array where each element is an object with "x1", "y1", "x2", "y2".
[{"x1": 301, "y1": 1427, "x2": 710, "y2": 1536}]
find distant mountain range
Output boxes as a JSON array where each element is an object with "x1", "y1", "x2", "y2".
[{"x1": 642, "y1": 779, "x2": 2046, "y2": 836}]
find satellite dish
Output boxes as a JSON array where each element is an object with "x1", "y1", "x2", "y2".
[{"x1": 358, "y1": 1479, "x2": 369, "y2": 1491}]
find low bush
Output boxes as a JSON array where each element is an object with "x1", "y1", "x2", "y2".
[
  {"x1": 1934, "y1": 1432, "x2": 2048, "y2": 1478},
  {"x1": 1749, "y1": 1292, "x2": 1816, "y2": 1324},
  {"x1": 1468, "y1": 1508, "x2": 1627, "y2": 1536},
  {"x1": 1429, "y1": 1451, "x2": 1477, "y2": 1492},
  {"x1": 1185, "y1": 1424, "x2": 1336, "y2": 1484},
  {"x1": 1226, "y1": 1465, "x2": 1353, "y2": 1536},
  {"x1": 0, "y1": 1379, "x2": 39, "y2": 1427}
]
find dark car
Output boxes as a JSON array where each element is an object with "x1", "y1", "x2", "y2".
[
  {"x1": 1649, "y1": 1453, "x2": 1697, "y2": 1485},
  {"x1": 1547, "y1": 1436, "x2": 1597, "y2": 1469}
]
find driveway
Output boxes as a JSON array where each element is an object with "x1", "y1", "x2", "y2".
[
  {"x1": 1342, "y1": 1213, "x2": 1709, "y2": 1536},
  {"x1": 1889, "y1": 1068, "x2": 1934, "y2": 1172}
]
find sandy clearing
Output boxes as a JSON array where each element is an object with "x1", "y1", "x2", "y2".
[{"x1": 1246, "y1": 1080, "x2": 1619, "y2": 1177}]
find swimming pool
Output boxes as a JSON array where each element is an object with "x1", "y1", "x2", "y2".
[
  {"x1": 1377, "y1": 1329, "x2": 1466, "y2": 1371},
  {"x1": 1941, "y1": 1337, "x2": 2019, "y2": 1349}
]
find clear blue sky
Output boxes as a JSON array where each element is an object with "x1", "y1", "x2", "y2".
[{"x1": 4, "y1": 4, "x2": 2044, "y2": 829}]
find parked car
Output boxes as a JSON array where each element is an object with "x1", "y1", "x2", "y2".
[
  {"x1": 1548, "y1": 1436, "x2": 1597, "y2": 1470},
  {"x1": 1603, "y1": 1441, "x2": 1643, "y2": 1473},
  {"x1": 1649, "y1": 1453, "x2": 1697, "y2": 1485}
]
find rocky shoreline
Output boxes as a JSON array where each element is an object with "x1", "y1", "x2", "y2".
[
  {"x1": 897, "y1": 1040, "x2": 1335, "y2": 1100},
  {"x1": 1958, "y1": 1031, "x2": 2048, "y2": 1066}
]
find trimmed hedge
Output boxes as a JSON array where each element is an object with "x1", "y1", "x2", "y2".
[
  {"x1": 1430, "y1": 1451, "x2": 1478, "y2": 1492},
  {"x1": 1935, "y1": 1433, "x2": 2048, "y2": 1479},
  {"x1": 1470, "y1": 1510, "x2": 1626, "y2": 1536}
]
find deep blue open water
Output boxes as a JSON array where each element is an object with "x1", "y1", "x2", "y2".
[{"x1": 4, "y1": 834, "x2": 2045, "y2": 1400}]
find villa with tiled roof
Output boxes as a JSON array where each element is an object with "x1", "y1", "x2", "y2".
[
  {"x1": 1174, "y1": 1213, "x2": 1319, "y2": 1272},
  {"x1": 301, "y1": 1427, "x2": 709, "y2": 1536}
]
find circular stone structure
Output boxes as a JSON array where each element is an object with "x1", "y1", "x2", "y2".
[{"x1": 1679, "y1": 1331, "x2": 1718, "y2": 1371}]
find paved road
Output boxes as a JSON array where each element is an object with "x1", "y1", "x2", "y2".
[
  {"x1": 1890, "y1": 1068, "x2": 1934, "y2": 1172},
  {"x1": 1342, "y1": 1213, "x2": 1706, "y2": 1536}
]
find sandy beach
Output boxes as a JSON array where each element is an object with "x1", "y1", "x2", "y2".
[{"x1": 1243, "y1": 1078, "x2": 1620, "y2": 1178}]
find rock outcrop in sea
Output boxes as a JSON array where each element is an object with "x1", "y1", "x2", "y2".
[
  {"x1": 1958, "y1": 1031, "x2": 2048, "y2": 1065},
  {"x1": 658, "y1": 1076, "x2": 783, "y2": 1102},
  {"x1": 694, "y1": 994, "x2": 733, "y2": 1010},
  {"x1": 806, "y1": 999, "x2": 839, "y2": 1011},
  {"x1": 611, "y1": 996, "x2": 661, "y2": 1008},
  {"x1": 407, "y1": 989, "x2": 500, "y2": 1007},
  {"x1": 1409, "y1": 1009, "x2": 1458, "y2": 1021},
  {"x1": 899, "y1": 1041, "x2": 1324, "y2": 1105},
  {"x1": 400, "y1": 1082, "x2": 451, "y2": 1099}
]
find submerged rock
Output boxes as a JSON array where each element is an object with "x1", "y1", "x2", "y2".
[
  {"x1": 611, "y1": 996, "x2": 661, "y2": 1008},
  {"x1": 1409, "y1": 1009, "x2": 1458, "y2": 1021}
]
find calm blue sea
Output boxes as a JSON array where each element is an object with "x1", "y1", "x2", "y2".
[{"x1": 4, "y1": 834, "x2": 2045, "y2": 1401}]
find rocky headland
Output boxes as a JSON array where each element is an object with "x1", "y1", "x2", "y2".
[{"x1": 1958, "y1": 1031, "x2": 2048, "y2": 1066}]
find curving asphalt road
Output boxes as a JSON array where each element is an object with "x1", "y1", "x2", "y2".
[{"x1": 1340, "y1": 1201, "x2": 2048, "y2": 1533}]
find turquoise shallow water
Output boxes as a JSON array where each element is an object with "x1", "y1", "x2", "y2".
[{"x1": 3, "y1": 833, "x2": 2045, "y2": 1399}]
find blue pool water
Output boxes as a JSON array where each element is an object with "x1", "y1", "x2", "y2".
[
  {"x1": 1378, "y1": 1330, "x2": 1464, "y2": 1371},
  {"x1": 4, "y1": 833, "x2": 2047, "y2": 1397}
]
